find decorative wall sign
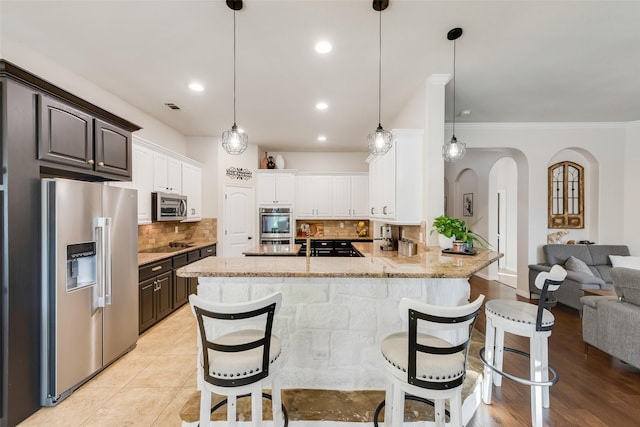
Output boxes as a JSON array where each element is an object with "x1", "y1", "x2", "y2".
[
  {"x1": 463, "y1": 193, "x2": 473, "y2": 216},
  {"x1": 226, "y1": 167, "x2": 253, "y2": 181}
]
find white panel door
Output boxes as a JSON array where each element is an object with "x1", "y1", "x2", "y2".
[{"x1": 223, "y1": 185, "x2": 256, "y2": 257}]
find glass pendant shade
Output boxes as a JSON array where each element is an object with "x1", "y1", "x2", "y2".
[
  {"x1": 222, "y1": 124, "x2": 248, "y2": 155},
  {"x1": 442, "y1": 135, "x2": 466, "y2": 162},
  {"x1": 368, "y1": 124, "x2": 393, "y2": 155}
]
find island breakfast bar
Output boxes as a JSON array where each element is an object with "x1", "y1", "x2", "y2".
[{"x1": 177, "y1": 244, "x2": 501, "y2": 392}]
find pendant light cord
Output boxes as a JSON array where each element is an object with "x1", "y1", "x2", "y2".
[
  {"x1": 378, "y1": 8, "x2": 382, "y2": 127},
  {"x1": 452, "y1": 38, "x2": 456, "y2": 137},
  {"x1": 233, "y1": 8, "x2": 237, "y2": 126}
]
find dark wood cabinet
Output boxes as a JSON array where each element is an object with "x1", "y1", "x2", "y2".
[
  {"x1": 38, "y1": 95, "x2": 94, "y2": 170},
  {"x1": 138, "y1": 260, "x2": 173, "y2": 333},
  {"x1": 38, "y1": 96, "x2": 133, "y2": 180},
  {"x1": 139, "y1": 243, "x2": 216, "y2": 332},
  {"x1": 94, "y1": 118, "x2": 132, "y2": 178},
  {"x1": 0, "y1": 59, "x2": 141, "y2": 426},
  {"x1": 200, "y1": 244, "x2": 217, "y2": 258}
]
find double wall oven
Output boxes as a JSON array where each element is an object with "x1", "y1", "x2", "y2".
[{"x1": 259, "y1": 207, "x2": 293, "y2": 244}]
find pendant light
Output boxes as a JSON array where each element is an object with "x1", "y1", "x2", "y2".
[
  {"x1": 442, "y1": 27, "x2": 466, "y2": 162},
  {"x1": 221, "y1": 0, "x2": 248, "y2": 155},
  {"x1": 367, "y1": 0, "x2": 394, "y2": 156}
]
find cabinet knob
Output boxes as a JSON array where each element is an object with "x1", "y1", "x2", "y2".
[
  {"x1": 98, "y1": 161, "x2": 104, "y2": 166},
  {"x1": 371, "y1": 207, "x2": 375, "y2": 215},
  {"x1": 87, "y1": 159, "x2": 95, "y2": 165},
  {"x1": 383, "y1": 206, "x2": 388, "y2": 215}
]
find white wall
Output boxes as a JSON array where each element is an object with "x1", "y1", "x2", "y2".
[
  {"x1": 448, "y1": 123, "x2": 628, "y2": 296},
  {"x1": 624, "y1": 122, "x2": 640, "y2": 255},
  {"x1": 186, "y1": 137, "x2": 219, "y2": 218},
  {"x1": 263, "y1": 151, "x2": 368, "y2": 173},
  {"x1": 2, "y1": 37, "x2": 188, "y2": 155}
]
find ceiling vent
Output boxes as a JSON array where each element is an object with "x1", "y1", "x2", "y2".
[{"x1": 164, "y1": 103, "x2": 181, "y2": 110}]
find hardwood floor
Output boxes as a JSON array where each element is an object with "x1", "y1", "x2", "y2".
[{"x1": 467, "y1": 276, "x2": 640, "y2": 427}]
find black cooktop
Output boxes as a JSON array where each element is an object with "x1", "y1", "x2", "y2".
[{"x1": 139, "y1": 242, "x2": 194, "y2": 254}]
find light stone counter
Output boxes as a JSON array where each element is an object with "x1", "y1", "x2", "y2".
[
  {"x1": 242, "y1": 243, "x2": 302, "y2": 256},
  {"x1": 178, "y1": 244, "x2": 501, "y2": 278}
]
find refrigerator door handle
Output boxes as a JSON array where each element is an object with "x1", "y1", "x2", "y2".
[
  {"x1": 104, "y1": 217, "x2": 113, "y2": 305},
  {"x1": 94, "y1": 217, "x2": 113, "y2": 307}
]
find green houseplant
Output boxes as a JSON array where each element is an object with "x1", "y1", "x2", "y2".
[{"x1": 431, "y1": 215, "x2": 490, "y2": 250}]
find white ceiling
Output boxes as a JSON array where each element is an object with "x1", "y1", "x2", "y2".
[{"x1": 2, "y1": 0, "x2": 639, "y2": 152}]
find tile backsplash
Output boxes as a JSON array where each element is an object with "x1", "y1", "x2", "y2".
[
  {"x1": 295, "y1": 219, "x2": 370, "y2": 238},
  {"x1": 138, "y1": 218, "x2": 217, "y2": 251}
]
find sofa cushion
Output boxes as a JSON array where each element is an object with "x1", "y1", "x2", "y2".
[
  {"x1": 543, "y1": 244, "x2": 592, "y2": 267},
  {"x1": 590, "y1": 245, "x2": 630, "y2": 266},
  {"x1": 610, "y1": 255, "x2": 640, "y2": 270},
  {"x1": 564, "y1": 256, "x2": 594, "y2": 276},
  {"x1": 611, "y1": 267, "x2": 640, "y2": 305}
]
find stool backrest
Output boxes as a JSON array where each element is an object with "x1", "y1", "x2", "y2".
[
  {"x1": 189, "y1": 292, "x2": 282, "y2": 387},
  {"x1": 534, "y1": 265, "x2": 567, "y2": 331},
  {"x1": 399, "y1": 294, "x2": 484, "y2": 390}
]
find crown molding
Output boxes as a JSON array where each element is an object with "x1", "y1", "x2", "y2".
[{"x1": 449, "y1": 121, "x2": 630, "y2": 130}]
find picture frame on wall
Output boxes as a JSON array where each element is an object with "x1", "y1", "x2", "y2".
[{"x1": 463, "y1": 193, "x2": 473, "y2": 216}]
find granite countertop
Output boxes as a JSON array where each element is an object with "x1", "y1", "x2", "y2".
[
  {"x1": 294, "y1": 235, "x2": 373, "y2": 241},
  {"x1": 243, "y1": 244, "x2": 302, "y2": 256},
  {"x1": 177, "y1": 242, "x2": 502, "y2": 279},
  {"x1": 138, "y1": 240, "x2": 218, "y2": 266}
]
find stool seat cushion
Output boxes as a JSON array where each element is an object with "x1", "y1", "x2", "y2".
[
  {"x1": 381, "y1": 332, "x2": 465, "y2": 384},
  {"x1": 485, "y1": 300, "x2": 555, "y2": 327},
  {"x1": 202, "y1": 329, "x2": 281, "y2": 380}
]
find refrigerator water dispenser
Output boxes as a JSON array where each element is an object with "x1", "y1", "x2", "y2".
[{"x1": 66, "y1": 242, "x2": 97, "y2": 291}]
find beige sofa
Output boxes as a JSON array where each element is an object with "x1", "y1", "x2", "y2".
[{"x1": 581, "y1": 267, "x2": 640, "y2": 369}]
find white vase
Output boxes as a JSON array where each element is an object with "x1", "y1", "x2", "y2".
[
  {"x1": 275, "y1": 155, "x2": 285, "y2": 169},
  {"x1": 438, "y1": 234, "x2": 454, "y2": 249}
]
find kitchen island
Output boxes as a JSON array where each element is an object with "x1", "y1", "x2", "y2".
[{"x1": 178, "y1": 244, "x2": 501, "y2": 391}]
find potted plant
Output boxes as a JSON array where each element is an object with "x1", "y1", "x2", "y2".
[{"x1": 431, "y1": 215, "x2": 489, "y2": 250}]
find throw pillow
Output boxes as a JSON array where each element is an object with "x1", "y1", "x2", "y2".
[
  {"x1": 564, "y1": 256, "x2": 594, "y2": 276},
  {"x1": 609, "y1": 255, "x2": 640, "y2": 270}
]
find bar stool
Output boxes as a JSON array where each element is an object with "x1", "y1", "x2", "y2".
[
  {"x1": 189, "y1": 292, "x2": 287, "y2": 427},
  {"x1": 480, "y1": 265, "x2": 567, "y2": 427},
  {"x1": 374, "y1": 295, "x2": 485, "y2": 427}
]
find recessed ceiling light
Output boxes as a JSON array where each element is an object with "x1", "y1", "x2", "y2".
[
  {"x1": 316, "y1": 102, "x2": 328, "y2": 110},
  {"x1": 189, "y1": 82, "x2": 204, "y2": 92},
  {"x1": 459, "y1": 109, "x2": 471, "y2": 117},
  {"x1": 317, "y1": 136, "x2": 327, "y2": 142},
  {"x1": 315, "y1": 41, "x2": 332, "y2": 54}
]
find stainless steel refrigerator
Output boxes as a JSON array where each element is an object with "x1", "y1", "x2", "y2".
[{"x1": 41, "y1": 178, "x2": 138, "y2": 406}]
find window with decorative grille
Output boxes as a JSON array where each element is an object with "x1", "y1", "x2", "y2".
[{"x1": 548, "y1": 161, "x2": 584, "y2": 228}]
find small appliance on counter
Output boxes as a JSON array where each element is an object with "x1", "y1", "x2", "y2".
[{"x1": 379, "y1": 225, "x2": 399, "y2": 251}]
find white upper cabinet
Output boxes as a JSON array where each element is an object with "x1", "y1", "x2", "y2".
[
  {"x1": 368, "y1": 129, "x2": 423, "y2": 224},
  {"x1": 109, "y1": 143, "x2": 154, "y2": 224},
  {"x1": 153, "y1": 152, "x2": 182, "y2": 194},
  {"x1": 256, "y1": 171, "x2": 295, "y2": 205},
  {"x1": 296, "y1": 175, "x2": 333, "y2": 218},
  {"x1": 181, "y1": 162, "x2": 202, "y2": 221},
  {"x1": 120, "y1": 138, "x2": 203, "y2": 224},
  {"x1": 333, "y1": 175, "x2": 369, "y2": 218}
]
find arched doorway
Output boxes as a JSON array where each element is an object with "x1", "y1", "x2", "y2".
[{"x1": 488, "y1": 157, "x2": 518, "y2": 287}]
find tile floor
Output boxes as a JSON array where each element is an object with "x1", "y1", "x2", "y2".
[
  {"x1": 20, "y1": 302, "x2": 481, "y2": 426},
  {"x1": 20, "y1": 304, "x2": 199, "y2": 426}
]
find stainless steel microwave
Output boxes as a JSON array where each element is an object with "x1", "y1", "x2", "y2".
[{"x1": 151, "y1": 192, "x2": 187, "y2": 221}]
